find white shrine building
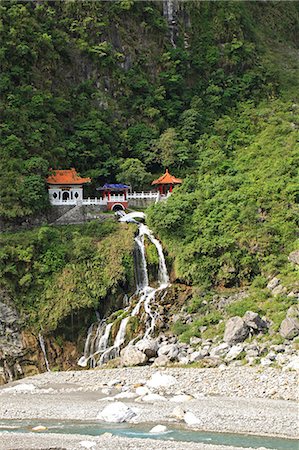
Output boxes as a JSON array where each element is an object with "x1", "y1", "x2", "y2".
[
  {"x1": 47, "y1": 168, "x2": 182, "y2": 210},
  {"x1": 47, "y1": 168, "x2": 91, "y2": 205}
]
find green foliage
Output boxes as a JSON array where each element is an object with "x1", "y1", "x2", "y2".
[
  {"x1": 0, "y1": 222, "x2": 136, "y2": 331},
  {"x1": 116, "y1": 158, "x2": 148, "y2": 190},
  {"x1": 172, "y1": 311, "x2": 223, "y2": 343},
  {"x1": 1, "y1": 1, "x2": 298, "y2": 220},
  {"x1": 148, "y1": 101, "x2": 299, "y2": 289}
]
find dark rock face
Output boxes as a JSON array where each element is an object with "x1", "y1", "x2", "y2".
[
  {"x1": 0, "y1": 289, "x2": 81, "y2": 384},
  {"x1": 0, "y1": 293, "x2": 25, "y2": 384}
]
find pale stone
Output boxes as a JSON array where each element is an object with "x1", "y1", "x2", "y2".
[
  {"x1": 135, "y1": 338, "x2": 158, "y2": 357},
  {"x1": 135, "y1": 386, "x2": 150, "y2": 396},
  {"x1": 141, "y1": 393, "x2": 167, "y2": 402},
  {"x1": 97, "y1": 402, "x2": 136, "y2": 423},
  {"x1": 243, "y1": 311, "x2": 268, "y2": 331},
  {"x1": 171, "y1": 406, "x2": 186, "y2": 420},
  {"x1": 286, "y1": 356, "x2": 299, "y2": 371},
  {"x1": 170, "y1": 394, "x2": 193, "y2": 402},
  {"x1": 225, "y1": 344, "x2": 244, "y2": 361},
  {"x1": 5, "y1": 383, "x2": 36, "y2": 393},
  {"x1": 149, "y1": 425, "x2": 168, "y2": 433},
  {"x1": 157, "y1": 343, "x2": 179, "y2": 360},
  {"x1": 153, "y1": 355, "x2": 170, "y2": 367},
  {"x1": 32, "y1": 425, "x2": 47, "y2": 432},
  {"x1": 190, "y1": 337, "x2": 201, "y2": 346},
  {"x1": 210, "y1": 343, "x2": 230, "y2": 357},
  {"x1": 79, "y1": 441, "x2": 97, "y2": 449},
  {"x1": 147, "y1": 371, "x2": 177, "y2": 389},
  {"x1": 224, "y1": 317, "x2": 249, "y2": 345},
  {"x1": 107, "y1": 379, "x2": 122, "y2": 387},
  {"x1": 120, "y1": 346, "x2": 148, "y2": 366},
  {"x1": 272, "y1": 285, "x2": 287, "y2": 297},
  {"x1": 184, "y1": 411, "x2": 201, "y2": 426},
  {"x1": 114, "y1": 392, "x2": 137, "y2": 399},
  {"x1": 280, "y1": 306, "x2": 299, "y2": 339},
  {"x1": 267, "y1": 277, "x2": 280, "y2": 290},
  {"x1": 190, "y1": 350, "x2": 207, "y2": 362},
  {"x1": 288, "y1": 250, "x2": 299, "y2": 265}
]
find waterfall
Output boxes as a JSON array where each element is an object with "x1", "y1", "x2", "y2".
[
  {"x1": 139, "y1": 224, "x2": 169, "y2": 287},
  {"x1": 163, "y1": 0, "x2": 178, "y2": 48},
  {"x1": 134, "y1": 231, "x2": 149, "y2": 291},
  {"x1": 38, "y1": 333, "x2": 50, "y2": 372},
  {"x1": 78, "y1": 222, "x2": 169, "y2": 368}
]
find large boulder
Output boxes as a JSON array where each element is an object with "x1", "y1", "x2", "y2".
[
  {"x1": 210, "y1": 343, "x2": 230, "y2": 357},
  {"x1": 153, "y1": 355, "x2": 170, "y2": 367},
  {"x1": 147, "y1": 371, "x2": 177, "y2": 390},
  {"x1": 243, "y1": 311, "x2": 268, "y2": 332},
  {"x1": 288, "y1": 250, "x2": 299, "y2": 265},
  {"x1": 157, "y1": 343, "x2": 179, "y2": 360},
  {"x1": 120, "y1": 345, "x2": 147, "y2": 367},
  {"x1": 225, "y1": 344, "x2": 244, "y2": 361},
  {"x1": 97, "y1": 402, "x2": 136, "y2": 423},
  {"x1": 279, "y1": 306, "x2": 299, "y2": 340},
  {"x1": 135, "y1": 338, "x2": 158, "y2": 358},
  {"x1": 224, "y1": 317, "x2": 249, "y2": 345}
]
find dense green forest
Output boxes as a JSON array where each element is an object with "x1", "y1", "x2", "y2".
[{"x1": 0, "y1": 1, "x2": 298, "y2": 313}]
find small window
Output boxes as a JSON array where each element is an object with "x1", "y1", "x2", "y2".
[
  {"x1": 74, "y1": 192, "x2": 79, "y2": 199},
  {"x1": 53, "y1": 193, "x2": 57, "y2": 199}
]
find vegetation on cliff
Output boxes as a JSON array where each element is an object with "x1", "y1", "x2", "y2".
[
  {"x1": 0, "y1": 221, "x2": 136, "y2": 331},
  {"x1": 1, "y1": 1, "x2": 298, "y2": 220},
  {"x1": 0, "y1": 1, "x2": 298, "y2": 330},
  {"x1": 148, "y1": 100, "x2": 299, "y2": 288}
]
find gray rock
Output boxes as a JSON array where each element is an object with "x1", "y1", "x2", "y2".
[
  {"x1": 135, "y1": 338, "x2": 158, "y2": 358},
  {"x1": 279, "y1": 306, "x2": 299, "y2": 339},
  {"x1": 120, "y1": 346, "x2": 148, "y2": 367},
  {"x1": 153, "y1": 355, "x2": 170, "y2": 367},
  {"x1": 210, "y1": 343, "x2": 230, "y2": 357},
  {"x1": 225, "y1": 344, "x2": 244, "y2": 361},
  {"x1": 272, "y1": 285, "x2": 287, "y2": 297},
  {"x1": 288, "y1": 250, "x2": 299, "y2": 265},
  {"x1": 224, "y1": 317, "x2": 249, "y2": 345},
  {"x1": 190, "y1": 337, "x2": 201, "y2": 346},
  {"x1": 243, "y1": 311, "x2": 268, "y2": 331},
  {"x1": 267, "y1": 277, "x2": 280, "y2": 290},
  {"x1": 189, "y1": 351, "x2": 206, "y2": 363},
  {"x1": 157, "y1": 343, "x2": 179, "y2": 360}
]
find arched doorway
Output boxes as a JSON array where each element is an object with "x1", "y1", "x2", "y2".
[
  {"x1": 112, "y1": 203, "x2": 125, "y2": 211},
  {"x1": 62, "y1": 191, "x2": 70, "y2": 201}
]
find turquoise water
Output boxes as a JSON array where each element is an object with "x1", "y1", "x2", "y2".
[{"x1": 0, "y1": 419, "x2": 297, "y2": 450}]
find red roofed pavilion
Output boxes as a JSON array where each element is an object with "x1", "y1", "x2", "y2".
[
  {"x1": 151, "y1": 169, "x2": 182, "y2": 195},
  {"x1": 47, "y1": 168, "x2": 91, "y2": 204},
  {"x1": 47, "y1": 168, "x2": 91, "y2": 185}
]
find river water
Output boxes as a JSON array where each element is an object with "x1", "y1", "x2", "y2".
[{"x1": 0, "y1": 419, "x2": 296, "y2": 450}]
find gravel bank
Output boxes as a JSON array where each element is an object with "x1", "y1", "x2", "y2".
[
  {"x1": 0, "y1": 432, "x2": 251, "y2": 450},
  {"x1": 0, "y1": 366, "x2": 297, "y2": 450}
]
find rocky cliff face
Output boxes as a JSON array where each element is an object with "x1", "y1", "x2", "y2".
[{"x1": 0, "y1": 290, "x2": 80, "y2": 384}]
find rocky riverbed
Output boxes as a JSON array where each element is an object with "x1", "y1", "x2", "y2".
[{"x1": 0, "y1": 366, "x2": 297, "y2": 449}]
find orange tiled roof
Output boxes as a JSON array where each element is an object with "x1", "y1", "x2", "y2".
[
  {"x1": 47, "y1": 168, "x2": 91, "y2": 185},
  {"x1": 151, "y1": 169, "x2": 182, "y2": 185}
]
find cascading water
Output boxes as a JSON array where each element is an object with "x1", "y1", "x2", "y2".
[
  {"x1": 78, "y1": 221, "x2": 170, "y2": 368},
  {"x1": 38, "y1": 333, "x2": 50, "y2": 372}
]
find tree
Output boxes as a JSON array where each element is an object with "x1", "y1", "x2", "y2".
[
  {"x1": 116, "y1": 158, "x2": 148, "y2": 190},
  {"x1": 152, "y1": 128, "x2": 192, "y2": 169}
]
